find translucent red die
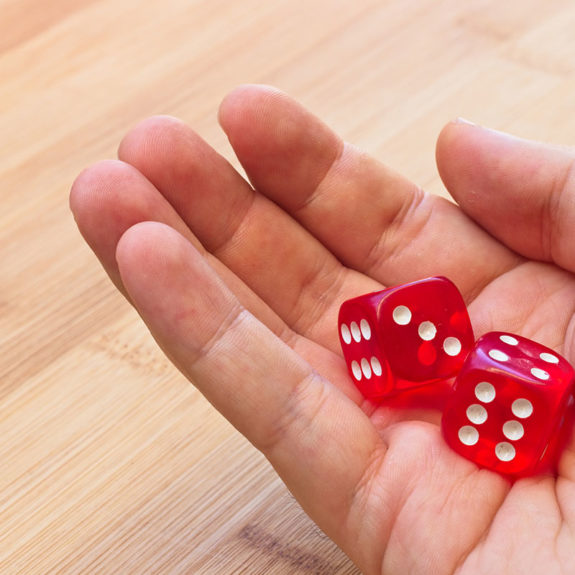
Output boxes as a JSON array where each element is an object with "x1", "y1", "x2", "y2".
[
  {"x1": 442, "y1": 332, "x2": 575, "y2": 477},
  {"x1": 338, "y1": 276, "x2": 474, "y2": 399}
]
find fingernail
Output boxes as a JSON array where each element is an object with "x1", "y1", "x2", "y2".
[{"x1": 454, "y1": 117, "x2": 477, "y2": 126}]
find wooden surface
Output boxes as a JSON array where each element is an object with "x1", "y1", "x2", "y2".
[{"x1": 2, "y1": 0, "x2": 575, "y2": 573}]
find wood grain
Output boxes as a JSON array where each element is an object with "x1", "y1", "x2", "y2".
[{"x1": 2, "y1": 0, "x2": 575, "y2": 572}]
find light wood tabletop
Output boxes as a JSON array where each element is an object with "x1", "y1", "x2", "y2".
[{"x1": 2, "y1": 1, "x2": 575, "y2": 573}]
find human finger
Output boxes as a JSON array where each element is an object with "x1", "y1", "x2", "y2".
[
  {"x1": 69, "y1": 159, "x2": 290, "y2": 341},
  {"x1": 436, "y1": 120, "x2": 575, "y2": 272},
  {"x1": 117, "y1": 115, "x2": 381, "y2": 351},
  {"x1": 115, "y1": 221, "x2": 385, "y2": 570},
  {"x1": 218, "y1": 85, "x2": 521, "y2": 300}
]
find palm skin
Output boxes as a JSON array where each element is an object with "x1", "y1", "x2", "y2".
[{"x1": 70, "y1": 85, "x2": 575, "y2": 575}]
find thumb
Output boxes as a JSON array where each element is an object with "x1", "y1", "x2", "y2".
[{"x1": 436, "y1": 120, "x2": 575, "y2": 271}]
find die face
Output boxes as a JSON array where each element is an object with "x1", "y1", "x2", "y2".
[
  {"x1": 339, "y1": 292, "x2": 393, "y2": 398},
  {"x1": 378, "y1": 277, "x2": 474, "y2": 384},
  {"x1": 442, "y1": 332, "x2": 575, "y2": 477}
]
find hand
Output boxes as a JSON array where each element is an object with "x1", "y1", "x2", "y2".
[{"x1": 70, "y1": 85, "x2": 575, "y2": 575}]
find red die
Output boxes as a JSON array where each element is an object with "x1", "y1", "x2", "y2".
[
  {"x1": 338, "y1": 276, "x2": 474, "y2": 399},
  {"x1": 442, "y1": 332, "x2": 575, "y2": 477}
]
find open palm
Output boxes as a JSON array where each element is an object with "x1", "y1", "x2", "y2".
[{"x1": 70, "y1": 85, "x2": 575, "y2": 575}]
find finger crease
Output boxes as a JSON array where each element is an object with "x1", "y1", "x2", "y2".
[
  {"x1": 290, "y1": 255, "x2": 347, "y2": 337},
  {"x1": 364, "y1": 185, "x2": 429, "y2": 273},
  {"x1": 258, "y1": 370, "x2": 328, "y2": 455},
  {"x1": 210, "y1": 186, "x2": 258, "y2": 256},
  {"x1": 188, "y1": 302, "x2": 246, "y2": 369},
  {"x1": 292, "y1": 140, "x2": 346, "y2": 215},
  {"x1": 544, "y1": 156, "x2": 575, "y2": 265}
]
